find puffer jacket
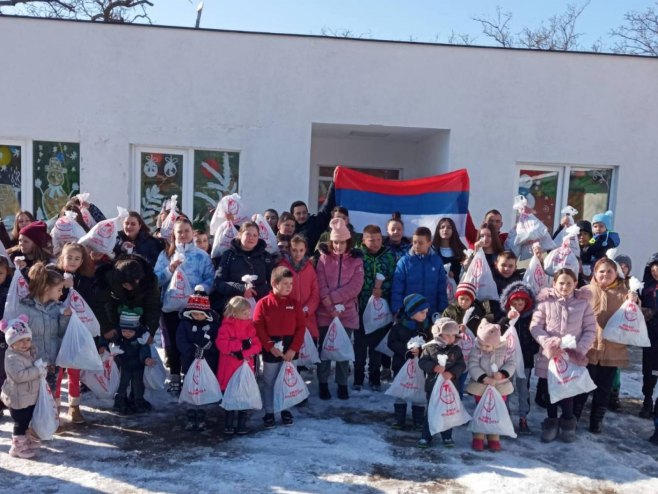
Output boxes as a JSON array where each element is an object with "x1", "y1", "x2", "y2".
[
  {"x1": 418, "y1": 338, "x2": 466, "y2": 393},
  {"x1": 18, "y1": 297, "x2": 70, "y2": 365},
  {"x1": 177, "y1": 313, "x2": 220, "y2": 375},
  {"x1": 582, "y1": 280, "x2": 631, "y2": 368},
  {"x1": 213, "y1": 238, "x2": 277, "y2": 313},
  {"x1": 530, "y1": 287, "x2": 597, "y2": 378},
  {"x1": 357, "y1": 245, "x2": 396, "y2": 316},
  {"x1": 387, "y1": 316, "x2": 431, "y2": 375},
  {"x1": 498, "y1": 281, "x2": 539, "y2": 369},
  {"x1": 1, "y1": 347, "x2": 40, "y2": 409},
  {"x1": 466, "y1": 340, "x2": 516, "y2": 397},
  {"x1": 316, "y1": 244, "x2": 364, "y2": 329},
  {"x1": 279, "y1": 256, "x2": 320, "y2": 338},
  {"x1": 442, "y1": 299, "x2": 487, "y2": 333},
  {"x1": 215, "y1": 317, "x2": 262, "y2": 391},
  {"x1": 155, "y1": 242, "x2": 215, "y2": 303},
  {"x1": 391, "y1": 247, "x2": 448, "y2": 317},
  {"x1": 384, "y1": 237, "x2": 411, "y2": 263},
  {"x1": 114, "y1": 231, "x2": 165, "y2": 267}
]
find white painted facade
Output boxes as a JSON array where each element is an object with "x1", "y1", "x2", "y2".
[{"x1": 1, "y1": 17, "x2": 657, "y2": 265}]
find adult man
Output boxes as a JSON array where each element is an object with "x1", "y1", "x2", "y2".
[
  {"x1": 465, "y1": 209, "x2": 508, "y2": 248},
  {"x1": 290, "y1": 182, "x2": 336, "y2": 250}
]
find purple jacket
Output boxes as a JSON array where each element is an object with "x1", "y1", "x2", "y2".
[
  {"x1": 316, "y1": 245, "x2": 364, "y2": 329},
  {"x1": 529, "y1": 288, "x2": 597, "y2": 379}
]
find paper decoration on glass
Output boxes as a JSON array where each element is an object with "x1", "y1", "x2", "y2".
[
  {"x1": 139, "y1": 152, "x2": 184, "y2": 230},
  {"x1": 0, "y1": 144, "x2": 22, "y2": 224},
  {"x1": 193, "y1": 150, "x2": 239, "y2": 228},
  {"x1": 33, "y1": 141, "x2": 80, "y2": 222}
]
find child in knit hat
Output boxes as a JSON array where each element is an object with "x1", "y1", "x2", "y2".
[
  {"x1": 588, "y1": 211, "x2": 620, "y2": 263},
  {"x1": 467, "y1": 320, "x2": 516, "y2": 452},
  {"x1": 418, "y1": 317, "x2": 465, "y2": 448},
  {"x1": 1, "y1": 315, "x2": 46, "y2": 458},
  {"x1": 7, "y1": 221, "x2": 54, "y2": 273}
]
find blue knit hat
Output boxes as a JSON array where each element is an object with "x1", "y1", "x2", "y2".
[
  {"x1": 403, "y1": 294, "x2": 430, "y2": 317},
  {"x1": 591, "y1": 210, "x2": 613, "y2": 231}
]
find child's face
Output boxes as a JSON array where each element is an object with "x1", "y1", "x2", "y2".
[
  {"x1": 0, "y1": 265, "x2": 8, "y2": 285},
  {"x1": 174, "y1": 222, "x2": 194, "y2": 244},
  {"x1": 438, "y1": 221, "x2": 453, "y2": 240},
  {"x1": 496, "y1": 257, "x2": 517, "y2": 278},
  {"x1": 238, "y1": 308, "x2": 252, "y2": 320},
  {"x1": 62, "y1": 248, "x2": 83, "y2": 273},
  {"x1": 411, "y1": 308, "x2": 428, "y2": 322},
  {"x1": 121, "y1": 329, "x2": 136, "y2": 340},
  {"x1": 592, "y1": 222, "x2": 607, "y2": 235},
  {"x1": 190, "y1": 311, "x2": 207, "y2": 321},
  {"x1": 331, "y1": 239, "x2": 347, "y2": 255},
  {"x1": 194, "y1": 233, "x2": 209, "y2": 252},
  {"x1": 123, "y1": 217, "x2": 141, "y2": 239},
  {"x1": 510, "y1": 298, "x2": 527, "y2": 313},
  {"x1": 594, "y1": 263, "x2": 617, "y2": 288},
  {"x1": 277, "y1": 240, "x2": 290, "y2": 253},
  {"x1": 554, "y1": 274, "x2": 576, "y2": 298},
  {"x1": 12, "y1": 337, "x2": 31, "y2": 352},
  {"x1": 441, "y1": 333, "x2": 457, "y2": 345},
  {"x1": 412, "y1": 235, "x2": 430, "y2": 255},
  {"x1": 18, "y1": 234, "x2": 35, "y2": 255},
  {"x1": 17, "y1": 213, "x2": 32, "y2": 230},
  {"x1": 651, "y1": 264, "x2": 658, "y2": 281},
  {"x1": 620, "y1": 263, "x2": 630, "y2": 278},
  {"x1": 456, "y1": 295, "x2": 473, "y2": 310},
  {"x1": 578, "y1": 231, "x2": 592, "y2": 247},
  {"x1": 363, "y1": 233, "x2": 382, "y2": 254},
  {"x1": 290, "y1": 241, "x2": 306, "y2": 263},
  {"x1": 478, "y1": 228, "x2": 492, "y2": 248},
  {"x1": 479, "y1": 342, "x2": 494, "y2": 352},
  {"x1": 45, "y1": 282, "x2": 64, "y2": 303},
  {"x1": 273, "y1": 277, "x2": 294, "y2": 297},
  {"x1": 264, "y1": 211, "x2": 278, "y2": 230},
  {"x1": 387, "y1": 221, "x2": 403, "y2": 243},
  {"x1": 279, "y1": 220, "x2": 295, "y2": 236}
]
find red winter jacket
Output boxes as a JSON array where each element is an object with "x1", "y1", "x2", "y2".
[
  {"x1": 279, "y1": 257, "x2": 320, "y2": 338},
  {"x1": 254, "y1": 292, "x2": 306, "y2": 363},
  {"x1": 215, "y1": 317, "x2": 262, "y2": 391}
]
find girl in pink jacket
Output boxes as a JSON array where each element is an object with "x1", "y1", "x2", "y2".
[
  {"x1": 315, "y1": 218, "x2": 364, "y2": 401},
  {"x1": 216, "y1": 296, "x2": 262, "y2": 435},
  {"x1": 530, "y1": 268, "x2": 597, "y2": 444}
]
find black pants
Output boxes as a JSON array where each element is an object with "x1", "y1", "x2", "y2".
[
  {"x1": 10, "y1": 405, "x2": 35, "y2": 436},
  {"x1": 353, "y1": 325, "x2": 388, "y2": 386},
  {"x1": 161, "y1": 311, "x2": 182, "y2": 376},
  {"x1": 574, "y1": 364, "x2": 617, "y2": 420},
  {"x1": 0, "y1": 340, "x2": 6, "y2": 410},
  {"x1": 117, "y1": 366, "x2": 145, "y2": 401},
  {"x1": 422, "y1": 389, "x2": 452, "y2": 441},
  {"x1": 547, "y1": 397, "x2": 574, "y2": 419},
  {"x1": 642, "y1": 347, "x2": 658, "y2": 400}
]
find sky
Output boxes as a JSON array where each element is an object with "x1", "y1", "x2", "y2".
[{"x1": 147, "y1": 0, "x2": 656, "y2": 51}]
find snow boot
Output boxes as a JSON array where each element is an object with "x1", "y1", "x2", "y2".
[
  {"x1": 236, "y1": 411, "x2": 250, "y2": 435},
  {"x1": 471, "y1": 434, "x2": 485, "y2": 451},
  {"x1": 639, "y1": 396, "x2": 654, "y2": 419},
  {"x1": 168, "y1": 375, "x2": 182, "y2": 397},
  {"x1": 487, "y1": 435, "x2": 502, "y2": 452},
  {"x1": 607, "y1": 389, "x2": 621, "y2": 412},
  {"x1": 133, "y1": 399, "x2": 152, "y2": 414},
  {"x1": 540, "y1": 418, "x2": 559, "y2": 443},
  {"x1": 391, "y1": 403, "x2": 407, "y2": 430},
  {"x1": 559, "y1": 416, "x2": 578, "y2": 443},
  {"x1": 69, "y1": 405, "x2": 85, "y2": 424},
  {"x1": 589, "y1": 406, "x2": 606, "y2": 434},
  {"x1": 113, "y1": 395, "x2": 131, "y2": 415},
  {"x1": 319, "y1": 383, "x2": 331, "y2": 400},
  {"x1": 263, "y1": 413, "x2": 276, "y2": 429},
  {"x1": 281, "y1": 410, "x2": 294, "y2": 426},
  {"x1": 411, "y1": 405, "x2": 425, "y2": 431},
  {"x1": 337, "y1": 385, "x2": 349, "y2": 400},
  {"x1": 224, "y1": 411, "x2": 236, "y2": 435},
  {"x1": 25, "y1": 428, "x2": 42, "y2": 452},
  {"x1": 9, "y1": 435, "x2": 35, "y2": 459}
]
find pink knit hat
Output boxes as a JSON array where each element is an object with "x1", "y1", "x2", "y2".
[
  {"x1": 476, "y1": 319, "x2": 501, "y2": 347},
  {"x1": 329, "y1": 217, "x2": 351, "y2": 241}
]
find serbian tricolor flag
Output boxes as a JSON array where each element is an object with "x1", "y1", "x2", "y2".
[{"x1": 334, "y1": 167, "x2": 470, "y2": 236}]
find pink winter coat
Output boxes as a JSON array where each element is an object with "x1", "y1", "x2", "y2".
[
  {"x1": 529, "y1": 288, "x2": 597, "y2": 379},
  {"x1": 316, "y1": 245, "x2": 364, "y2": 329},
  {"x1": 215, "y1": 317, "x2": 262, "y2": 391},
  {"x1": 279, "y1": 257, "x2": 320, "y2": 338}
]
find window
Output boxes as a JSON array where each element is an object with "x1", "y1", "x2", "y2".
[
  {"x1": 317, "y1": 165, "x2": 401, "y2": 209},
  {"x1": 33, "y1": 141, "x2": 80, "y2": 222},
  {"x1": 0, "y1": 143, "x2": 22, "y2": 226},
  {"x1": 517, "y1": 165, "x2": 615, "y2": 232}
]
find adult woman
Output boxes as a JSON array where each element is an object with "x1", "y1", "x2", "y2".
[
  {"x1": 263, "y1": 209, "x2": 279, "y2": 232},
  {"x1": 384, "y1": 212, "x2": 411, "y2": 262},
  {"x1": 114, "y1": 211, "x2": 164, "y2": 267},
  {"x1": 7, "y1": 221, "x2": 54, "y2": 274},
  {"x1": 316, "y1": 218, "x2": 364, "y2": 401},
  {"x1": 214, "y1": 222, "x2": 277, "y2": 313},
  {"x1": 5, "y1": 211, "x2": 35, "y2": 248},
  {"x1": 432, "y1": 217, "x2": 467, "y2": 281},
  {"x1": 574, "y1": 257, "x2": 637, "y2": 433}
]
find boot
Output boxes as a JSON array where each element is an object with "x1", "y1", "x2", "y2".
[
  {"x1": 411, "y1": 405, "x2": 425, "y2": 431},
  {"x1": 589, "y1": 406, "x2": 606, "y2": 434},
  {"x1": 572, "y1": 398, "x2": 585, "y2": 421},
  {"x1": 25, "y1": 428, "x2": 42, "y2": 452},
  {"x1": 281, "y1": 410, "x2": 294, "y2": 426},
  {"x1": 559, "y1": 416, "x2": 578, "y2": 443},
  {"x1": 319, "y1": 383, "x2": 331, "y2": 400},
  {"x1": 167, "y1": 375, "x2": 181, "y2": 397},
  {"x1": 337, "y1": 385, "x2": 349, "y2": 400},
  {"x1": 487, "y1": 434, "x2": 501, "y2": 452},
  {"x1": 639, "y1": 396, "x2": 654, "y2": 419},
  {"x1": 224, "y1": 411, "x2": 236, "y2": 435},
  {"x1": 69, "y1": 405, "x2": 85, "y2": 424},
  {"x1": 236, "y1": 411, "x2": 249, "y2": 435},
  {"x1": 649, "y1": 417, "x2": 658, "y2": 445},
  {"x1": 391, "y1": 403, "x2": 407, "y2": 430},
  {"x1": 353, "y1": 369, "x2": 365, "y2": 389},
  {"x1": 607, "y1": 389, "x2": 621, "y2": 412},
  {"x1": 471, "y1": 433, "x2": 485, "y2": 451},
  {"x1": 540, "y1": 418, "x2": 559, "y2": 443},
  {"x1": 113, "y1": 395, "x2": 131, "y2": 415},
  {"x1": 9, "y1": 435, "x2": 35, "y2": 459}
]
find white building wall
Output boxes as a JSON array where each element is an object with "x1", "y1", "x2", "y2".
[{"x1": 1, "y1": 18, "x2": 657, "y2": 265}]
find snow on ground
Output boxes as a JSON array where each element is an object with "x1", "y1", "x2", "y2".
[{"x1": 1, "y1": 347, "x2": 657, "y2": 494}]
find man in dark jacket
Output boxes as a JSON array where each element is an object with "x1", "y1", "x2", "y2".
[
  {"x1": 640, "y1": 253, "x2": 658, "y2": 425},
  {"x1": 291, "y1": 182, "x2": 336, "y2": 251}
]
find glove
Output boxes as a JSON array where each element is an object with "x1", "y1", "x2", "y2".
[
  {"x1": 194, "y1": 346, "x2": 205, "y2": 359},
  {"x1": 232, "y1": 350, "x2": 244, "y2": 360},
  {"x1": 242, "y1": 338, "x2": 252, "y2": 350}
]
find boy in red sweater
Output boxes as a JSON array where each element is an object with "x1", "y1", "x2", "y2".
[{"x1": 254, "y1": 266, "x2": 306, "y2": 428}]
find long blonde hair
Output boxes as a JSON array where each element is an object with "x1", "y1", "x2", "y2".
[{"x1": 224, "y1": 296, "x2": 252, "y2": 319}]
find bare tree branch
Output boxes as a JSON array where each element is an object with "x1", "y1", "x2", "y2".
[
  {"x1": 320, "y1": 26, "x2": 371, "y2": 39},
  {"x1": 0, "y1": 0, "x2": 153, "y2": 23},
  {"x1": 448, "y1": 30, "x2": 476, "y2": 46},
  {"x1": 610, "y1": 2, "x2": 658, "y2": 56},
  {"x1": 472, "y1": 6, "x2": 514, "y2": 47}
]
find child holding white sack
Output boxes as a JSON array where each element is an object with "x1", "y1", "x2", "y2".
[
  {"x1": 1, "y1": 316, "x2": 46, "y2": 458},
  {"x1": 467, "y1": 320, "x2": 516, "y2": 451},
  {"x1": 530, "y1": 268, "x2": 597, "y2": 443},
  {"x1": 418, "y1": 317, "x2": 465, "y2": 448}
]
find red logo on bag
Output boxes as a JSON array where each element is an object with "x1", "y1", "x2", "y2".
[
  {"x1": 447, "y1": 283, "x2": 454, "y2": 300},
  {"x1": 227, "y1": 198, "x2": 239, "y2": 215},
  {"x1": 373, "y1": 298, "x2": 384, "y2": 311},
  {"x1": 534, "y1": 266, "x2": 545, "y2": 286},
  {"x1": 57, "y1": 219, "x2": 73, "y2": 232},
  {"x1": 555, "y1": 356, "x2": 568, "y2": 375},
  {"x1": 97, "y1": 221, "x2": 115, "y2": 239},
  {"x1": 70, "y1": 292, "x2": 86, "y2": 312},
  {"x1": 284, "y1": 365, "x2": 298, "y2": 387},
  {"x1": 624, "y1": 303, "x2": 638, "y2": 322},
  {"x1": 225, "y1": 226, "x2": 235, "y2": 239},
  {"x1": 259, "y1": 222, "x2": 269, "y2": 240},
  {"x1": 460, "y1": 333, "x2": 473, "y2": 352},
  {"x1": 472, "y1": 259, "x2": 483, "y2": 279},
  {"x1": 483, "y1": 389, "x2": 496, "y2": 413},
  {"x1": 406, "y1": 360, "x2": 416, "y2": 379},
  {"x1": 440, "y1": 382, "x2": 456, "y2": 405},
  {"x1": 327, "y1": 323, "x2": 337, "y2": 343},
  {"x1": 175, "y1": 271, "x2": 185, "y2": 290}
]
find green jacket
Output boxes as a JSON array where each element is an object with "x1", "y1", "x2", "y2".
[
  {"x1": 358, "y1": 245, "x2": 396, "y2": 314},
  {"x1": 441, "y1": 299, "x2": 488, "y2": 333}
]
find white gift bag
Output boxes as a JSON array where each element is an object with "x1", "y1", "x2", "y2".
[
  {"x1": 159, "y1": 194, "x2": 180, "y2": 240},
  {"x1": 81, "y1": 350, "x2": 121, "y2": 400},
  {"x1": 428, "y1": 375, "x2": 471, "y2": 435},
  {"x1": 468, "y1": 385, "x2": 517, "y2": 438},
  {"x1": 162, "y1": 267, "x2": 192, "y2": 313},
  {"x1": 602, "y1": 300, "x2": 651, "y2": 347},
  {"x1": 513, "y1": 196, "x2": 548, "y2": 245},
  {"x1": 80, "y1": 207, "x2": 128, "y2": 256},
  {"x1": 56, "y1": 313, "x2": 103, "y2": 371},
  {"x1": 504, "y1": 320, "x2": 525, "y2": 379},
  {"x1": 374, "y1": 330, "x2": 394, "y2": 358},
  {"x1": 222, "y1": 361, "x2": 263, "y2": 411},
  {"x1": 144, "y1": 345, "x2": 167, "y2": 390},
  {"x1": 462, "y1": 249, "x2": 499, "y2": 301},
  {"x1": 458, "y1": 327, "x2": 476, "y2": 364},
  {"x1": 523, "y1": 255, "x2": 550, "y2": 295},
  {"x1": 320, "y1": 317, "x2": 355, "y2": 361},
  {"x1": 4, "y1": 268, "x2": 30, "y2": 320},
  {"x1": 64, "y1": 288, "x2": 100, "y2": 337},
  {"x1": 51, "y1": 211, "x2": 87, "y2": 255},
  {"x1": 254, "y1": 213, "x2": 279, "y2": 255},
  {"x1": 547, "y1": 355, "x2": 597, "y2": 403},
  {"x1": 273, "y1": 362, "x2": 310, "y2": 413},
  {"x1": 297, "y1": 329, "x2": 321, "y2": 366},
  {"x1": 363, "y1": 296, "x2": 393, "y2": 334},
  {"x1": 76, "y1": 192, "x2": 97, "y2": 229},
  {"x1": 210, "y1": 220, "x2": 239, "y2": 259},
  {"x1": 446, "y1": 277, "x2": 457, "y2": 303},
  {"x1": 30, "y1": 374, "x2": 60, "y2": 440},
  {"x1": 209, "y1": 193, "x2": 249, "y2": 236},
  {"x1": 385, "y1": 357, "x2": 426, "y2": 403},
  {"x1": 179, "y1": 357, "x2": 223, "y2": 406}
]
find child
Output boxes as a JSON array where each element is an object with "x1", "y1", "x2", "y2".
[
  {"x1": 391, "y1": 227, "x2": 448, "y2": 319},
  {"x1": 176, "y1": 286, "x2": 220, "y2": 431},
  {"x1": 467, "y1": 320, "x2": 516, "y2": 451},
  {"x1": 530, "y1": 268, "x2": 596, "y2": 442},
  {"x1": 276, "y1": 233, "x2": 292, "y2": 255},
  {"x1": 216, "y1": 296, "x2": 262, "y2": 435},
  {"x1": 388, "y1": 294, "x2": 431, "y2": 430},
  {"x1": 497, "y1": 281, "x2": 538, "y2": 434},
  {"x1": 18, "y1": 263, "x2": 71, "y2": 400},
  {"x1": 418, "y1": 317, "x2": 465, "y2": 448},
  {"x1": 108, "y1": 309, "x2": 154, "y2": 415},
  {"x1": 54, "y1": 242, "x2": 96, "y2": 424},
  {"x1": 640, "y1": 254, "x2": 658, "y2": 425},
  {"x1": 193, "y1": 228, "x2": 211, "y2": 256},
  {"x1": 384, "y1": 212, "x2": 411, "y2": 263},
  {"x1": 609, "y1": 253, "x2": 633, "y2": 411},
  {"x1": 1, "y1": 316, "x2": 45, "y2": 458},
  {"x1": 588, "y1": 211, "x2": 620, "y2": 263},
  {"x1": 355, "y1": 224, "x2": 396, "y2": 391},
  {"x1": 0, "y1": 256, "x2": 13, "y2": 418},
  {"x1": 254, "y1": 266, "x2": 306, "y2": 428},
  {"x1": 432, "y1": 217, "x2": 467, "y2": 281},
  {"x1": 489, "y1": 251, "x2": 525, "y2": 320},
  {"x1": 7, "y1": 221, "x2": 54, "y2": 274}
]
